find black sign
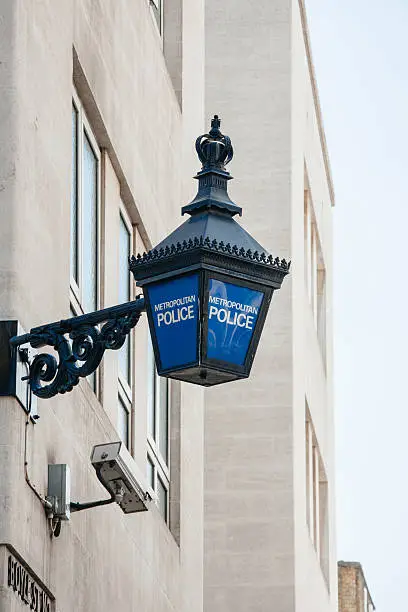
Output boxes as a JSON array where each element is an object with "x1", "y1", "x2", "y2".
[{"x1": 7, "y1": 554, "x2": 51, "y2": 611}]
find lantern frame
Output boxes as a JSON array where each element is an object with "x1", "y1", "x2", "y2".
[
  {"x1": 135, "y1": 237, "x2": 286, "y2": 387},
  {"x1": 131, "y1": 115, "x2": 290, "y2": 387},
  {"x1": 142, "y1": 266, "x2": 275, "y2": 386}
]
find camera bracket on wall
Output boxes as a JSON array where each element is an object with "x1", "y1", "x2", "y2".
[{"x1": 47, "y1": 442, "x2": 151, "y2": 537}]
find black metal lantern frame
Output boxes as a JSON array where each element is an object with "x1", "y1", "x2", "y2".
[
  {"x1": 8, "y1": 116, "x2": 289, "y2": 398},
  {"x1": 133, "y1": 243, "x2": 286, "y2": 387},
  {"x1": 158, "y1": 269, "x2": 273, "y2": 386},
  {"x1": 130, "y1": 115, "x2": 289, "y2": 386}
]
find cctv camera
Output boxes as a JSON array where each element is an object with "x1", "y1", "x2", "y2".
[{"x1": 91, "y1": 441, "x2": 152, "y2": 514}]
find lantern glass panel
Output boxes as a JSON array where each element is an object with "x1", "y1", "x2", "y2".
[
  {"x1": 147, "y1": 273, "x2": 199, "y2": 371},
  {"x1": 206, "y1": 278, "x2": 264, "y2": 366}
]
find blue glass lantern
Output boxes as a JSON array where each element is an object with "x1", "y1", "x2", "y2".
[{"x1": 130, "y1": 116, "x2": 289, "y2": 386}]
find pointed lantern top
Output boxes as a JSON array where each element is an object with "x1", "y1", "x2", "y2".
[{"x1": 182, "y1": 115, "x2": 242, "y2": 217}]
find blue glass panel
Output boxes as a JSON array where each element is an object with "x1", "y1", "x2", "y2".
[
  {"x1": 207, "y1": 279, "x2": 264, "y2": 366},
  {"x1": 148, "y1": 274, "x2": 199, "y2": 371}
]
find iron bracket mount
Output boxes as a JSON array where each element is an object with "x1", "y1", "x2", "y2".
[{"x1": 9, "y1": 297, "x2": 146, "y2": 399}]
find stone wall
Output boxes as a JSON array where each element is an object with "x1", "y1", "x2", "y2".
[
  {"x1": 203, "y1": 1, "x2": 336, "y2": 611},
  {"x1": 0, "y1": 1, "x2": 205, "y2": 611}
]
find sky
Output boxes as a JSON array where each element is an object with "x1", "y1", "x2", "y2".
[{"x1": 305, "y1": 1, "x2": 408, "y2": 609}]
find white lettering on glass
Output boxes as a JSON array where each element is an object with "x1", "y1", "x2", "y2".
[
  {"x1": 208, "y1": 305, "x2": 255, "y2": 330},
  {"x1": 154, "y1": 294, "x2": 196, "y2": 312},
  {"x1": 156, "y1": 297, "x2": 195, "y2": 327},
  {"x1": 208, "y1": 295, "x2": 258, "y2": 315}
]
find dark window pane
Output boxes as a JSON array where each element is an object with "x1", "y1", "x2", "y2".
[
  {"x1": 147, "y1": 339, "x2": 155, "y2": 439},
  {"x1": 147, "y1": 455, "x2": 154, "y2": 489},
  {"x1": 150, "y1": 0, "x2": 162, "y2": 31},
  {"x1": 157, "y1": 377, "x2": 168, "y2": 463},
  {"x1": 82, "y1": 133, "x2": 97, "y2": 313},
  {"x1": 118, "y1": 215, "x2": 130, "y2": 303},
  {"x1": 157, "y1": 475, "x2": 167, "y2": 522},
  {"x1": 71, "y1": 105, "x2": 78, "y2": 282},
  {"x1": 118, "y1": 215, "x2": 131, "y2": 382},
  {"x1": 118, "y1": 396, "x2": 129, "y2": 447}
]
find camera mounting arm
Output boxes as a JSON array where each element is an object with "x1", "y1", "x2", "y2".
[{"x1": 69, "y1": 466, "x2": 121, "y2": 513}]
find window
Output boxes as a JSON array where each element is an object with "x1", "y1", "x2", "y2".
[
  {"x1": 147, "y1": 337, "x2": 170, "y2": 522},
  {"x1": 149, "y1": 0, "x2": 163, "y2": 35},
  {"x1": 118, "y1": 394, "x2": 129, "y2": 448},
  {"x1": 117, "y1": 210, "x2": 132, "y2": 447},
  {"x1": 118, "y1": 212, "x2": 132, "y2": 386},
  {"x1": 71, "y1": 92, "x2": 100, "y2": 392},
  {"x1": 70, "y1": 91, "x2": 100, "y2": 315},
  {"x1": 305, "y1": 402, "x2": 330, "y2": 587},
  {"x1": 304, "y1": 185, "x2": 327, "y2": 365}
]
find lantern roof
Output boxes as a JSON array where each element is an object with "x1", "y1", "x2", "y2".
[{"x1": 153, "y1": 210, "x2": 265, "y2": 255}]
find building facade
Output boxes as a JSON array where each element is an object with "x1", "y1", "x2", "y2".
[
  {"x1": 0, "y1": 1, "x2": 335, "y2": 612},
  {"x1": 203, "y1": 2, "x2": 337, "y2": 612},
  {"x1": 338, "y1": 562, "x2": 375, "y2": 612}
]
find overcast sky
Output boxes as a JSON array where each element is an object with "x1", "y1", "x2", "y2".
[{"x1": 305, "y1": 1, "x2": 408, "y2": 609}]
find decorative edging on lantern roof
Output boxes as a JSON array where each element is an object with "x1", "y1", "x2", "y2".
[{"x1": 129, "y1": 236, "x2": 291, "y2": 273}]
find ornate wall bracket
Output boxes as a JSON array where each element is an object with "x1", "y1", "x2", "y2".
[{"x1": 9, "y1": 297, "x2": 145, "y2": 399}]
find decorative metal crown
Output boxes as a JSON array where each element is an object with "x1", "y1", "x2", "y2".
[
  {"x1": 195, "y1": 115, "x2": 233, "y2": 173},
  {"x1": 182, "y1": 115, "x2": 240, "y2": 216}
]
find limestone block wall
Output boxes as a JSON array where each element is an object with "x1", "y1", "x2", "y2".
[
  {"x1": 0, "y1": 1, "x2": 205, "y2": 611},
  {"x1": 204, "y1": 1, "x2": 294, "y2": 611},
  {"x1": 204, "y1": 1, "x2": 336, "y2": 611},
  {"x1": 291, "y1": 1, "x2": 337, "y2": 611}
]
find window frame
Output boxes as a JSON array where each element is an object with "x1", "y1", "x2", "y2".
[
  {"x1": 304, "y1": 185, "x2": 327, "y2": 369},
  {"x1": 305, "y1": 402, "x2": 330, "y2": 588},
  {"x1": 117, "y1": 204, "x2": 134, "y2": 447},
  {"x1": 118, "y1": 388, "x2": 130, "y2": 449},
  {"x1": 70, "y1": 88, "x2": 101, "y2": 317},
  {"x1": 70, "y1": 89, "x2": 101, "y2": 395},
  {"x1": 147, "y1": 338, "x2": 170, "y2": 522},
  {"x1": 117, "y1": 203, "x2": 133, "y2": 400}
]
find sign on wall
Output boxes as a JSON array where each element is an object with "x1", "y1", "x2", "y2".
[
  {"x1": 0, "y1": 544, "x2": 55, "y2": 611},
  {"x1": 207, "y1": 278, "x2": 263, "y2": 365},
  {"x1": 148, "y1": 274, "x2": 199, "y2": 370}
]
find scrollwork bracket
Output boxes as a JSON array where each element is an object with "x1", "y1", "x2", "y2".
[{"x1": 9, "y1": 297, "x2": 145, "y2": 399}]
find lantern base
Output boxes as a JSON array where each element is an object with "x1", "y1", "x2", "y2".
[{"x1": 161, "y1": 365, "x2": 249, "y2": 387}]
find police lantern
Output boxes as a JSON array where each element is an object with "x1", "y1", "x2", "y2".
[{"x1": 130, "y1": 116, "x2": 290, "y2": 387}]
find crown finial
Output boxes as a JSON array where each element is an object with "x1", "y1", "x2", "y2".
[
  {"x1": 195, "y1": 115, "x2": 233, "y2": 172},
  {"x1": 182, "y1": 116, "x2": 241, "y2": 217}
]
